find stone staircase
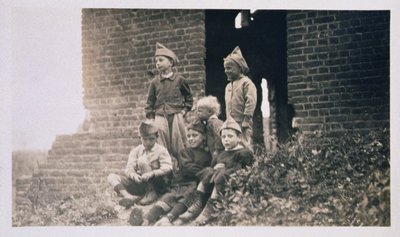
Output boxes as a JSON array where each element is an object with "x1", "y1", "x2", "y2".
[{"x1": 15, "y1": 130, "x2": 140, "y2": 209}]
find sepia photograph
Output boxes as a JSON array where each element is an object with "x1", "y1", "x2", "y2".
[{"x1": 1, "y1": 0, "x2": 399, "y2": 236}]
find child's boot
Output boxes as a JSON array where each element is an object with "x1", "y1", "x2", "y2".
[
  {"x1": 179, "y1": 191, "x2": 204, "y2": 222},
  {"x1": 194, "y1": 199, "x2": 218, "y2": 226},
  {"x1": 118, "y1": 190, "x2": 141, "y2": 208},
  {"x1": 139, "y1": 185, "x2": 158, "y2": 205}
]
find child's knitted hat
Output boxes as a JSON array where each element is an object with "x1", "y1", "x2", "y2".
[
  {"x1": 139, "y1": 119, "x2": 158, "y2": 136},
  {"x1": 187, "y1": 120, "x2": 206, "y2": 134},
  {"x1": 219, "y1": 116, "x2": 242, "y2": 134},
  {"x1": 155, "y1": 42, "x2": 179, "y2": 65},
  {"x1": 223, "y1": 46, "x2": 249, "y2": 74}
]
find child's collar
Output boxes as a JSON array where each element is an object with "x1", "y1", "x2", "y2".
[
  {"x1": 225, "y1": 144, "x2": 244, "y2": 151},
  {"x1": 160, "y1": 71, "x2": 174, "y2": 79},
  {"x1": 143, "y1": 143, "x2": 157, "y2": 152}
]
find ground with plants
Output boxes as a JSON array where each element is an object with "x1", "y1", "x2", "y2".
[{"x1": 12, "y1": 129, "x2": 390, "y2": 226}]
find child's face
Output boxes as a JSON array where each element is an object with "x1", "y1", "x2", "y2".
[
  {"x1": 187, "y1": 129, "x2": 204, "y2": 149},
  {"x1": 196, "y1": 106, "x2": 212, "y2": 121},
  {"x1": 155, "y1": 56, "x2": 173, "y2": 72},
  {"x1": 223, "y1": 60, "x2": 242, "y2": 81},
  {"x1": 140, "y1": 134, "x2": 158, "y2": 150},
  {"x1": 221, "y1": 128, "x2": 241, "y2": 150}
]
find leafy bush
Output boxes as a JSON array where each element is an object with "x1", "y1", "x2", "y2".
[
  {"x1": 13, "y1": 129, "x2": 389, "y2": 226},
  {"x1": 215, "y1": 129, "x2": 390, "y2": 226}
]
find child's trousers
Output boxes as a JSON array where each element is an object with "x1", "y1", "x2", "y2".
[
  {"x1": 107, "y1": 173, "x2": 170, "y2": 196},
  {"x1": 154, "y1": 113, "x2": 187, "y2": 159}
]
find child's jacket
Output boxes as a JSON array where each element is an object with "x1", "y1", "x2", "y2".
[
  {"x1": 197, "y1": 146, "x2": 254, "y2": 185},
  {"x1": 172, "y1": 147, "x2": 212, "y2": 185},
  {"x1": 145, "y1": 72, "x2": 193, "y2": 118},
  {"x1": 125, "y1": 143, "x2": 173, "y2": 178},
  {"x1": 205, "y1": 115, "x2": 224, "y2": 158},
  {"x1": 225, "y1": 76, "x2": 257, "y2": 123}
]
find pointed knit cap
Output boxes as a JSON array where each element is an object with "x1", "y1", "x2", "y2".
[
  {"x1": 155, "y1": 42, "x2": 179, "y2": 65},
  {"x1": 224, "y1": 46, "x2": 249, "y2": 74},
  {"x1": 187, "y1": 120, "x2": 206, "y2": 134},
  {"x1": 139, "y1": 119, "x2": 159, "y2": 136},
  {"x1": 219, "y1": 116, "x2": 242, "y2": 135}
]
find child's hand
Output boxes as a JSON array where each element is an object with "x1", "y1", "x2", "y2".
[
  {"x1": 213, "y1": 163, "x2": 225, "y2": 170},
  {"x1": 141, "y1": 171, "x2": 155, "y2": 182},
  {"x1": 130, "y1": 173, "x2": 142, "y2": 183}
]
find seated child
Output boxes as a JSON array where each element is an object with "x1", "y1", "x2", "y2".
[
  {"x1": 107, "y1": 120, "x2": 173, "y2": 207},
  {"x1": 128, "y1": 121, "x2": 212, "y2": 226},
  {"x1": 178, "y1": 117, "x2": 254, "y2": 225},
  {"x1": 196, "y1": 95, "x2": 224, "y2": 159}
]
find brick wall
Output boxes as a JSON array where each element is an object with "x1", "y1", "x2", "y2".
[
  {"x1": 82, "y1": 9, "x2": 206, "y2": 132},
  {"x1": 287, "y1": 11, "x2": 390, "y2": 135},
  {"x1": 15, "y1": 9, "x2": 206, "y2": 207}
]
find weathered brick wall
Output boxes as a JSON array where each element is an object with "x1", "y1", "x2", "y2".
[
  {"x1": 82, "y1": 9, "x2": 206, "y2": 132},
  {"x1": 16, "y1": 9, "x2": 206, "y2": 206},
  {"x1": 287, "y1": 11, "x2": 390, "y2": 135}
]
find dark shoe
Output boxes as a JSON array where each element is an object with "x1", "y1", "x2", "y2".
[
  {"x1": 179, "y1": 192, "x2": 203, "y2": 222},
  {"x1": 128, "y1": 207, "x2": 144, "y2": 226},
  {"x1": 119, "y1": 197, "x2": 140, "y2": 208},
  {"x1": 138, "y1": 188, "x2": 158, "y2": 205},
  {"x1": 194, "y1": 200, "x2": 218, "y2": 226}
]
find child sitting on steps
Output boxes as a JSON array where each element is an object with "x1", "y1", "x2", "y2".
[
  {"x1": 107, "y1": 120, "x2": 172, "y2": 207},
  {"x1": 178, "y1": 117, "x2": 254, "y2": 225},
  {"x1": 128, "y1": 120, "x2": 212, "y2": 226}
]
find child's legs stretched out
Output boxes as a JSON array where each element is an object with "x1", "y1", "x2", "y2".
[{"x1": 107, "y1": 173, "x2": 145, "y2": 198}]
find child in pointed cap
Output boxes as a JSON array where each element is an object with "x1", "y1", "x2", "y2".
[
  {"x1": 145, "y1": 42, "x2": 194, "y2": 167},
  {"x1": 177, "y1": 117, "x2": 254, "y2": 225},
  {"x1": 107, "y1": 119, "x2": 173, "y2": 207},
  {"x1": 224, "y1": 46, "x2": 257, "y2": 150}
]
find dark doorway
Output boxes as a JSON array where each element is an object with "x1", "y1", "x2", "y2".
[{"x1": 205, "y1": 10, "x2": 289, "y2": 145}]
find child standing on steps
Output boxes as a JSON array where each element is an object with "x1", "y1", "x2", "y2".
[
  {"x1": 107, "y1": 120, "x2": 172, "y2": 207},
  {"x1": 128, "y1": 121, "x2": 212, "y2": 226},
  {"x1": 145, "y1": 42, "x2": 194, "y2": 164},
  {"x1": 178, "y1": 117, "x2": 254, "y2": 225},
  {"x1": 224, "y1": 46, "x2": 257, "y2": 150},
  {"x1": 196, "y1": 95, "x2": 224, "y2": 159}
]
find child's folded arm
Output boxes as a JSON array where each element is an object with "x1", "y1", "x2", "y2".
[
  {"x1": 179, "y1": 78, "x2": 193, "y2": 111},
  {"x1": 243, "y1": 80, "x2": 257, "y2": 118},
  {"x1": 152, "y1": 148, "x2": 173, "y2": 177},
  {"x1": 124, "y1": 147, "x2": 140, "y2": 178},
  {"x1": 145, "y1": 81, "x2": 157, "y2": 119}
]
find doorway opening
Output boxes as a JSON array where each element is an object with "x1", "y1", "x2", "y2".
[{"x1": 205, "y1": 10, "x2": 289, "y2": 148}]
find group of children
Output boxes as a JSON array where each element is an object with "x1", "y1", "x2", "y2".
[{"x1": 107, "y1": 43, "x2": 257, "y2": 226}]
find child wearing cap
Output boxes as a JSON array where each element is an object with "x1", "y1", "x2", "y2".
[
  {"x1": 224, "y1": 46, "x2": 257, "y2": 149},
  {"x1": 177, "y1": 117, "x2": 254, "y2": 225},
  {"x1": 128, "y1": 120, "x2": 212, "y2": 226},
  {"x1": 107, "y1": 120, "x2": 173, "y2": 207},
  {"x1": 196, "y1": 95, "x2": 224, "y2": 159},
  {"x1": 145, "y1": 42, "x2": 194, "y2": 163}
]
